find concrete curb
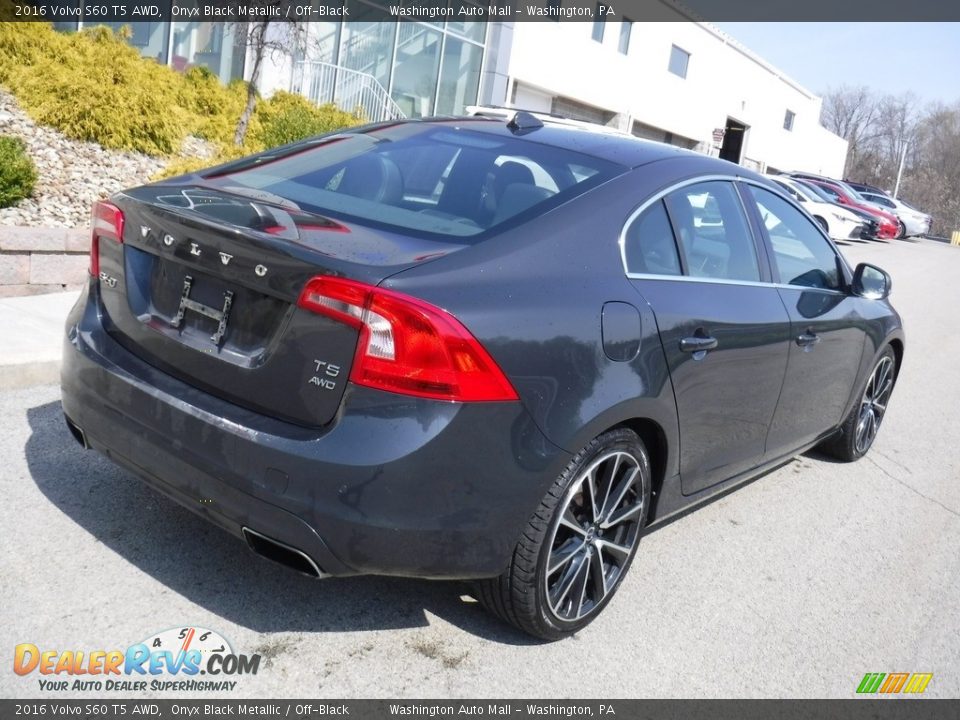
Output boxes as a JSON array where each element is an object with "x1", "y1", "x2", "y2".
[{"x1": 0, "y1": 290, "x2": 79, "y2": 390}]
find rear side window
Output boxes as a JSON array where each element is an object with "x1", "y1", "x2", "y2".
[
  {"x1": 207, "y1": 125, "x2": 621, "y2": 241},
  {"x1": 748, "y1": 186, "x2": 842, "y2": 290},
  {"x1": 664, "y1": 181, "x2": 760, "y2": 282},
  {"x1": 623, "y1": 200, "x2": 682, "y2": 276}
]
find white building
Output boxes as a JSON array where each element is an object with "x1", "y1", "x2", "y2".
[{"x1": 487, "y1": 16, "x2": 848, "y2": 176}]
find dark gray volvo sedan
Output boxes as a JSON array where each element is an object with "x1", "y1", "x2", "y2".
[{"x1": 61, "y1": 112, "x2": 903, "y2": 639}]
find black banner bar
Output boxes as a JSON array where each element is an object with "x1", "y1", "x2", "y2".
[
  {"x1": 3, "y1": 700, "x2": 960, "y2": 720},
  {"x1": 3, "y1": 0, "x2": 960, "y2": 22}
]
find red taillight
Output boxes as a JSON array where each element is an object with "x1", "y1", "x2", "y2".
[
  {"x1": 90, "y1": 201, "x2": 125, "y2": 276},
  {"x1": 297, "y1": 276, "x2": 519, "y2": 403}
]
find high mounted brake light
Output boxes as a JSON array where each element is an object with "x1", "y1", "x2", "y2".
[
  {"x1": 297, "y1": 276, "x2": 519, "y2": 403},
  {"x1": 90, "y1": 201, "x2": 125, "y2": 277}
]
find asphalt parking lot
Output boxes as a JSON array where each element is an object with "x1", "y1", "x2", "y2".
[{"x1": 1, "y1": 236, "x2": 958, "y2": 699}]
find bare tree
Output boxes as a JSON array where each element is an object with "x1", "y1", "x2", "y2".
[
  {"x1": 871, "y1": 93, "x2": 919, "y2": 189},
  {"x1": 820, "y1": 85, "x2": 879, "y2": 177},
  {"x1": 822, "y1": 87, "x2": 960, "y2": 234},
  {"x1": 908, "y1": 102, "x2": 960, "y2": 233},
  {"x1": 231, "y1": 13, "x2": 308, "y2": 146}
]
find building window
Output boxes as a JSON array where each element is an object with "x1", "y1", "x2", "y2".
[
  {"x1": 339, "y1": 3, "x2": 395, "y2": 91},
  {"x1": 436, "y1": 36, "x2": 483, "y2": 116},
  {"x1": 618, "y1": 19, "x2": 632, "y2": 54},
  {"x1": 447, "y1": 11, "x2": 487, "y2": 41},
  {"x1": 392, "y1": 23, "x2": 443, "y2": 118},
  {"x1": 783, "y1": 109, "x2": 796, "y2": 131},
  {"x1": 668, "y1": 45, "x2": 690, "y2": 78},
  {"x1": 591, "y1": 4, "x2": 607, "y2": 42}
]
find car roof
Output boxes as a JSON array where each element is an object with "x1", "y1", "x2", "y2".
[{"x1": 361, "y1": 116, "x2": 701, "y2": 170}]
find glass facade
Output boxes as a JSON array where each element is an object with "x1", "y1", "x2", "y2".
[
  {"x1": 170, "y1": 22, "x2": 246, "y2": 82},
  {"x1": 301, "y1": 5, "x2": 488, "y2": 118},
  {"x1": 54, "y1": 9, "x2": 488, "y2": 118},
  {"x1": 52, "y1": 16, "x2": 245, "y2": 84},
  {"x1": 436, "y1": 36, "x2": 483, "y2": 116},
  {"x1": 75, "y1": 21, "x2": 171, "y2": 63},
  {"x1": 392, "y1": 22, "x2": 443, "y2": 117}
]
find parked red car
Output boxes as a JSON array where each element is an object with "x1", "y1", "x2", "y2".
[{"x1": 798, "y1": 178, "x2": 900, "y2": 239}]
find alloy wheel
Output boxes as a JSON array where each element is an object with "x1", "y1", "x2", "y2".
[
  {"x1": 544, "y1": 450, "x2": 645, "y2": 623},
  {"x1": 855, "y1": 356, "x2": 894, "y2": 455}
]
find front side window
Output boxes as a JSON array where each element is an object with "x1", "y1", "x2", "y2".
[
  {"x1": 748, "y1": 186, "x2": 842, "y2": 290},
  {"x1": 867, "y1": 194, "x2": 895, "y2": 209},
  {"x1": 664, "y1": 181, "x2": 760, "y2": 282}
]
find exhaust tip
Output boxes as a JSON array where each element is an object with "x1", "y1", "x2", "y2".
[
  {"x1": 242, "y1": 527, "x2": 325, "y2": 579},
  {"x1": 64, "y1": 416, "x2": 89, "y2": 449}
]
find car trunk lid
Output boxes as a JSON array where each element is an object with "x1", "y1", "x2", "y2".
[{"x1": 97, "y1": 185, "x2": 462, "y2": 427}]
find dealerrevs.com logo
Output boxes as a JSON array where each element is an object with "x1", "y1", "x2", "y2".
[{"x1": 13, "y1": 627, "x2": 262, "y2": 692}]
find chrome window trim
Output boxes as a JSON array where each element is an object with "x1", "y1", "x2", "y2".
[
  {"x1": 618, "y1": 173, "x2": 853, "y2": 289},
  {"x1": 623, "y1": 271, "x2": 848, "y2": 296}
]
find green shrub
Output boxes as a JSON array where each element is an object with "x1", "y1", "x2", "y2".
[
  {"x1": 0, "y1": 20, "x2": 364, "y2": 167},
  {"x1": 0, "y1": 24, "x2": 186, "y2": 155},
  {"x1": 178, "y1": 67, "x2": 253, "y2": 145},
  {"x1": 153, "y1": 94, "x2": 364, "y2": 180},
  {"x1": 256, "y1": 91, "x2": 363, "y2": 149},
  {"x1": 156, "y1": 143, "x2": 254, "y2": 180},
  {"x1": 0, "y1": 135, "x2": 38, "y2": 207}
]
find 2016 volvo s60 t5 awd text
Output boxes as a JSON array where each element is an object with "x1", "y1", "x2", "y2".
[{"x1": 61, "y1": 111, "x2": 903, "y2": 640}]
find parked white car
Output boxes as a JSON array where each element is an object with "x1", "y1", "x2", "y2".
[
  {"x1": 770, "y1": 176, "x2": 865, "y2": 241},
  {"x1": 857, "y1": 192, "x2": 932, "y2": 237}
]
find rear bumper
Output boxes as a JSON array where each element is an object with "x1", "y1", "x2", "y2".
[{"x1": 61, "y1": 282, "x2": 569, "y2": 579}]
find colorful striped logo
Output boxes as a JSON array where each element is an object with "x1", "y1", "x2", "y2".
[{"x1": 857, "y1": 672, "x2": 933, "y2": 694}]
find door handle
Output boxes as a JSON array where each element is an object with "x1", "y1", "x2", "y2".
[
  {"x1": 796, "y1": 331, "x2": 821, "y2": 348},
  {"x1": 679, "y1": 335, "x2": 718, "y2": 353}
]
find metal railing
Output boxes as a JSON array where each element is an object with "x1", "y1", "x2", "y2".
[{"x1": 290, "y1": 60, "x2": 406, "y2": 124}]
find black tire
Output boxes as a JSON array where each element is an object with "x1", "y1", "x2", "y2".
[
  {"x1": 896, "y1": 221, "x2": 906, "y2": 239},
  {"x1": 475, "y1": 428, "x2": 651, "y2": 640},
  {"x1": 814, "y1": 216, "x2": 829, "y2": 234},
  {"x1": 819, "y1": 346, "x2": 897, "y2": 462}
]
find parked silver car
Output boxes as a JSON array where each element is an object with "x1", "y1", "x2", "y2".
[{"x1": 858, "y1": 192, "x2": 932, "y2": 237}]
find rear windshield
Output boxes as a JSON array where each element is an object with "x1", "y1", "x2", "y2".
[{"x1": 206, "y1": 123, "x2": 622, "y2": 240}]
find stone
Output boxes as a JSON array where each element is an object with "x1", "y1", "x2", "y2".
[
  {"x1": 0, "y1": 254, "x2": 30, "y2": 285},
  {"x1": 0, "y1": 226, "x2": 67, "y2": 252},
  {"x1": 0, "y1": 89, "x2": 172, "y2": 230},
  {"x1": 65, "y1": 228, "x2": 91, "y2": 253},
  {"x1": 29, "y1": 253, "x2": 89, "y2": 286}
]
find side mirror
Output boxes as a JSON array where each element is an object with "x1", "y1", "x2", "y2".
[{"x1": 852, "y1": 262, "x2": 891, "y2": 299}]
